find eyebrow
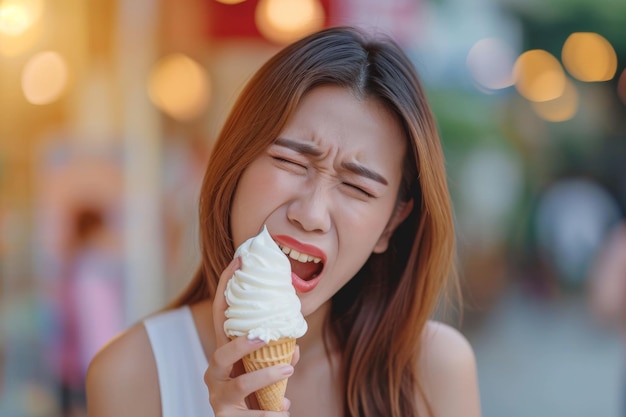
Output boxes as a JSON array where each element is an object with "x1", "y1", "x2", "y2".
[
  {"x1": 274, "y1": 137, "x2": 389, "y2": 186},
  {"x1": 274, "y1": 137, "x2": 324, "y2": 157},
  {"x1": 341, "y1": 161, "x2": 388, "y2": 185}
]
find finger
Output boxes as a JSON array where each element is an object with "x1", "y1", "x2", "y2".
[
  {"x1": 212, "y1": 257, "x2": 242, "y2": 347},
  {"x1": 234, "y1": 364, "x2": 295, "y2": 402},
  {"x1": 209, "y1": 336, "x2": 265, "y2": 379},
  {"x1": 206, "y1": 359, "x2": 294, "y2": 407},
  {"x1": 282, "y1": 397, "x2": 291, "y2": 411}
]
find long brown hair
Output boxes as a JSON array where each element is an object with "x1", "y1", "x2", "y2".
[{"x1": 172, "y1": 26, "x2": 456, "y2": 417}]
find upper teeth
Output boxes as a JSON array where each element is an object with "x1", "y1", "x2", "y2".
[{"x1": 279, "y1": 245, "x2": 321, "y2": 264}]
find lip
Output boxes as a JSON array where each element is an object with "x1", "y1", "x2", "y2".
[
  {"x1": 291, "y1": 272, "x2": 321, "y2": 293},
  {"x1": 272, "y1": 235, "x2": 327, "y2": 263},
  {"x1": 273, "y1": 234, "x2": 327, "y2": 293}
]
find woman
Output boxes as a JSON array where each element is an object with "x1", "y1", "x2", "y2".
[{"x1": 86, "y1": 26, "x2": 481, "y2": 417}]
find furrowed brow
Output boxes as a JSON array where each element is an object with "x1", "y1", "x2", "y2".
[
  {"x1": 342, "y1": 161, "x2": 388, "y2": 185},
  {"x1": 274, "y1": 137, "x2": 324, "y2": 157},
  {"x1": 274, "y1": 137, "x2": 388, "y2": 185}
]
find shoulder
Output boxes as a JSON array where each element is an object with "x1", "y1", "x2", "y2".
[
  {"x1": 420, "y1": 321, "x2": 477, "y2": 372},
  {"x1": 86, "y1": 320, "x2": 161, "y2": 417},
  {"x1": 417, "y1": 320, "x2": 482, "y2": 417}
]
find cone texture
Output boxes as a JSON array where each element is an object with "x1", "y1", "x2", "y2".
[{"x1": 242, "y1": 338, "x2": 296, "y2": 411}]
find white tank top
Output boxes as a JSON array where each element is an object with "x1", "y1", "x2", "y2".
[{"x1": 144, "y1": 306, "x2": 215, "y2": 417}]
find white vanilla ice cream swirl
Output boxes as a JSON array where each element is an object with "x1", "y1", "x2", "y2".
[{"x1": 224, "y1": 226, "x2": 308, "y2": 343}]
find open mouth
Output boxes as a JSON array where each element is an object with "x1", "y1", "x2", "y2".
[{"x1": 278, "y1": 244, "x2": 324, "y2": 281}]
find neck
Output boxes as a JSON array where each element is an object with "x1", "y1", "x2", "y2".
[{"x1": 297, "y1": 301, "x2": 334, "y2": 362}]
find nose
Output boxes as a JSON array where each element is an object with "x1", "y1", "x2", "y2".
[{"x1": 287, "y1": 184, "x2": 331, "y2": 233}]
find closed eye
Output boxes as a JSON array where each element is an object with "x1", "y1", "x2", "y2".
[
  {"x1": 272, "y1": 156, "x2": 307, "y2": 170},
  {"x1": 343, "y1": 182, "x2": 375, "y2": 198}
]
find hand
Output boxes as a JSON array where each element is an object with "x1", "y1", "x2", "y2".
[
  {"x1": 206, "y1": 257, "x2": 300, "y2": 415},
  {"x1": 205, "y1": 336, "x2": 295, "y2": 415}
]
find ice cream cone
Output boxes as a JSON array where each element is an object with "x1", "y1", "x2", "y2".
[{"x1": 241, "y1": 338, "x2": 296, "y2": 411}]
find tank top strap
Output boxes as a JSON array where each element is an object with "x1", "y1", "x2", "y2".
[{"x1": 144, "y1": 306, "x2": 214, "y2": 417}]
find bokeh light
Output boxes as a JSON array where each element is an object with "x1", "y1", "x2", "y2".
[
  {"x1": 531, "y1": 78, "x2": 578, "y2": 122},
  {"x1": 21, "y1": 51, "x2": 69, "y2": 105},
  {"x1": 0, "y1": 2, "x2": 29, "y2": 36},
  {"x1": 513, "y1": 49, "x2": 567, "y2": 102},
  {"x1": 467, "y1": 37, "x2": 516, "y2": 91},
  {"x1": 0, "y1": 0, "x2": 43, "y2": 55},
  {"x1": 255, "y1": 0, "x2": 325, "y2": 45},
  {"x1": 0, "y1": 0, "x2": 43, "y2": 36},
  {"x1": 215, "y1": 0, "x2": 248, "y2": 4},
  {"x1": 618, "y1": 68, "x2": 626, "y2": 106},
  {"x1": 562, "y1": 32, "x2": 617, "y2": 82},
  {"x1": 0, "y1": 19, "x2": 40, "y2": 56},
  {"x1": 147, "y1": 53, "x2": 211, "y2": 122}
]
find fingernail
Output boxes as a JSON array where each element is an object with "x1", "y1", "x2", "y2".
[
  {"x1": 280, "y1": 365, "x2": 294, "y2": 376},
  {"x1": 249, "y1": 337, "x2": 265, "y2": 345}
]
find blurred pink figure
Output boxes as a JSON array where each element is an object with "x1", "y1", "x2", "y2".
[{"x1": 58, "y1": 206, "x2": 124, "y2": 416}]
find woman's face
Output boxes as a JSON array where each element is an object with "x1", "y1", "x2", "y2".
[{"x1": 230, "y1": 85, "x2": 409, "y2": 316}]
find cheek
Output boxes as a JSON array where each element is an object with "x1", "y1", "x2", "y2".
[
  {"x1": 230, "y1": 161, "x2": 290, "y2": 244},
  {"x1": 338, "y1": 198, "x2": 395, "y2": 239},
  {"x1": 333, "y1": 200, "x2": 396, "y2": 262},
  {"x1": 231, "y1": 167, "x2": 267, "y2": 244},
  {"x1": 238, "y1": 162, "x2": 293, "y2": 207}
]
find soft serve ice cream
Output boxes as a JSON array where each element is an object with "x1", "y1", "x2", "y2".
[
  {"x1": 224, "y1": 226, "x2": 308, "y2": 410},
  {"x1": 224, "y1": 225, "x2": 308, "y2": 343}
]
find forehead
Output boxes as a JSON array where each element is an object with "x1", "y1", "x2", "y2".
[{"x1": 282, "y1": 85, "x2": 407, "y2": 169}]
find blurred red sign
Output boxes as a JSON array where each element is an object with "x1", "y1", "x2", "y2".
[{"x1": 206, "y1": 0, "x2": 333, "y2": 40}]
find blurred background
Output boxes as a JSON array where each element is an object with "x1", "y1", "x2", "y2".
[{"x1": 0, "y1": 0, "x2": 625, "y2": 416}]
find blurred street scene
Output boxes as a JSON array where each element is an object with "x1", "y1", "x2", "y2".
[{"x1": 0, "y1": 0, "x2": 625, "y2": 416}]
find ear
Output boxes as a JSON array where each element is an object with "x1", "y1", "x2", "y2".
[{"x1": 373, "y1": 199, "x2": 414, "y2": 254}]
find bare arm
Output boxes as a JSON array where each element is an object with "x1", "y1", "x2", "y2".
[
  {"x1": 418, "y1": 321, "x2": 482, "y2": 417},
  {"x1": 85, "y1": 324, "x2": 161, "y2": 417}
]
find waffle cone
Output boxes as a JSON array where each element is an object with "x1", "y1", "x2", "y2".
[{"x1": 241, "y1": 338, "x2": 296, "y2": 411}]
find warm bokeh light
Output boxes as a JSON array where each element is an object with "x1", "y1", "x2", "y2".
[
  {"x1": 513, "y1": 49, "x2": 567, "y2": 102},
  {"x1": 0, "y1": 0, "x2": 44, "y2": 56},
  {"x1": 147, "y1": 53, "x2": 211, "y2": 121},
  {"x1": 215, "y1": 0, "x2": 248, "y2": 4},
  {"x1": 531, "y1": 78, "x2": 578, "y2": 122},
  {"x1": 255, "y1": 0, "x2": 325, "y2": 45},
  {"x1": 467, "y1": 37, "x2": 516, "y2": 91},
  {"x1": 618, "y1": 68, "x2": 626, "y2": 106},
  {"x1": 562, "y1": 32, "x2": 617, "y2": 82},
  {"x1": 0, "y1": 3, "x2": 29, "y2": 35},
  {"x1": 0, "y1": 18, "x2": 40, "y2": 55},
  {"x1": 0, "y1": 0, "x2": 43, "y2": 36},
  {"x1": 21, "y1": 50, "x2": 69, "y2": 105}
]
